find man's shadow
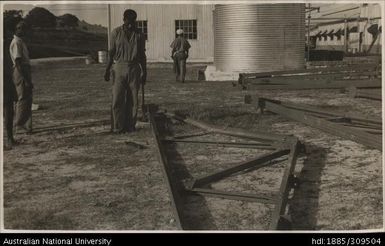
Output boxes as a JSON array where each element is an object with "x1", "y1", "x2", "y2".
[
  {"x1": 159, "y1": 115, "x2": 218, "y2": 230},
  {"x1": 289, "y1": 143, "x2": 328, "y2": 230}
]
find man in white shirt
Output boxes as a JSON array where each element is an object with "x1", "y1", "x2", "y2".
[
  {"x1": 170, "y1": 29, "x2": 191, "y2": 83},
  {"x1": 9, "y1": 21, "x2": 33, "y2": 134}
]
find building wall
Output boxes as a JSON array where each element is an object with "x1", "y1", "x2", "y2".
[
  {"x1": 109, "y1": 4, "x2": 214, "y2": 62},
  {"x1": 309, "y1": 4, "x2": 382, "y2": 54}
]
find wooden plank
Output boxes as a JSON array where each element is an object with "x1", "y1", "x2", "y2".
[
  {"x1": 165, "y1": 112, "x2": 286, "y2": 142},
  {"x1": 149, "y1": 112, "x2": 186, "y2": 230},
  {"x1": 264, "y1": 101, "x2": 382, "y2": 150},
  {"x1": 188, "y1": 188, "x2": 279, "y2": 204},
  {"x1": 269, "y1": 140, "x2": 300, "y2": 230},
  {"x1": 193, "y1": 149, "x2": 290, "y2": 188}
]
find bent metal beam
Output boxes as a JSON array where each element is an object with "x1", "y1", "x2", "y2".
[{"x1": 251, "y1": 97, "x2": 382, "y2": 150}]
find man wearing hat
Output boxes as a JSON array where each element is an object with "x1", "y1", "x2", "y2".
[
  {"x1": 104, "y1": 9, "x2": 147, "y2": 133},
  {"x1": 170, "y1": 29, "x2": 191, "y2": 83}
]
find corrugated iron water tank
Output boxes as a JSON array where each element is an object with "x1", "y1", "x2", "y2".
[{"x1": 214, "y1": 4, "x2": 305, "y2": 73}]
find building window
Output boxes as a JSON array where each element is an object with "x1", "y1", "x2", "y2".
[
  {"x1": 136, "y1": 20, "x2": 148, "y2": 40},
  {"x1": 175, "y1": 19, "x2": 197, "y2": 39}
]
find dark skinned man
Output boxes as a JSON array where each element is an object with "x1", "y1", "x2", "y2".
[{"x1": 104, "y1": 9, "x2": 147, "y2": 133}]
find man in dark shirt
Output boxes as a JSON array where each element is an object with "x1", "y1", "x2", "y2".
[
  {"x1": 170, "y1": 29, "x2": 191, "y2": 83},
  {"x1": 104, "y1": 9, "x2": 147, "y2": 133}
]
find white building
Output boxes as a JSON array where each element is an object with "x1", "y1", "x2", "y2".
[{"x1": 109, "y1": 4, "x2": 214, "y2": 63}]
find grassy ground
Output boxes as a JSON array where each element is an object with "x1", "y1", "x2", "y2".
[{"x1": 3, "y1": 60, "x2": 382, "y2": 230}]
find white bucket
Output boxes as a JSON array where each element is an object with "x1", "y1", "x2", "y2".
[
  {"x1": 98, "y1": 51, "x2": 107, "y2": 64},
  {"x1": 85, "y1": 55, "x2": 94, "y2": 65}
]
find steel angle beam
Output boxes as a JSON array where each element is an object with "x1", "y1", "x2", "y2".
[
  {"x1": 342, "y1": 125, "x2": 383, "y2": 135},
  {"x1": 162, "y1": 138, "x2": 276, "y2": 150},
  {"x1": 269, "y1": 140, "x2": 301, "y2": 230},
  {"x1": 189, "y1": 139, "x2": 301, "y2": 230},
  {"x1": 240, "y1": 63, "x2": 380, "y2": 79},
  {"x1": 192, "y1": 149, "x2": 290, "y2": 188},
  {"x1": 239, "y1": 64, "x2": 380, "y2": 84},
  {"x1": 172, "y1": 131, "x2": 211, "y2": 139},
  {"x1": 149, "y1": 111, "x2": 186, "y2": 230},
  {"x1": 152, "y1": 107, "x2": 303, "y2": 230},
  {"x1": 243, "y1": 79, "x2": 381, "y2": 90},
  {"x1": 307, "y1": 61, "x2": 380, "y2": 68},
  {"x1": 244, "y1": 71, "x2": 380, "y2": 83},
  {"x1": 277, "y1": 101, "x2": 382, "y2": 126},
  {"x1": 21, "y1": 119, "x2": 110, "y2": 134},
  {"x1": 165, "y1": 112, "x2": 286, "y2": 142},
  {"x1": 258, "y1": 99, "x2": 382, "y2": 150},
  {"x1": 245, "y1": 95, "x2": 382, "y2": 126},
  {"x1": 347, "y1": 87, "x2": 382, "y2": 101},
  {"x1": 188, "y1": 188, "x2": 279, "y2": 204}
]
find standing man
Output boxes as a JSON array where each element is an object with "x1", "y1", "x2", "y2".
[
  {"x1": 170, "y1": 29, "x2": 191, "y2": 83},
  {"x1": 104, "y1": 9, "x2": 147, "y2": 133},
  {"x1": 3, "y1": 20, "x2": 18, "y2": 150},
  {"x1": 10, "y1": 21, "x2": 33, "y2": 135}
]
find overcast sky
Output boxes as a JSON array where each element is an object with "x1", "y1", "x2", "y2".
[{"x1": 3, "y1": 3, "x2": 108, "y2": 26}]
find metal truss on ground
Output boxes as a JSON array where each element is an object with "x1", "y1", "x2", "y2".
[
  {"x1": 149, "y1": 105, "x2": 302, "y2": 230},
  {"x1": 238, "y1": 62, "x2": 381, "y2": 90},
  {"x1": 245, "y1": 96, "x2": 382, "y2": 151}
]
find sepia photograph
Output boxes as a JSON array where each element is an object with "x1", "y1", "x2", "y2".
[{"x1": 1, "y1": 0, "x2": 383, "y2": 231}]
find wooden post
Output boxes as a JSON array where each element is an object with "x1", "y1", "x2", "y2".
[
  {"x1": 344, "y1": 18, "x2": 348, "y2": 53},
  {"x1": 307, "y1": 3, "x2": 311, "y2": 61},
  {"x1": 107, "y1": 4, "x2": 111, "y2": 50}
]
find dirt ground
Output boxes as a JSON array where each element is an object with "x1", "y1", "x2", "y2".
[{"x1": 3, "y1": 59, "x2": 382, "y2": 230}]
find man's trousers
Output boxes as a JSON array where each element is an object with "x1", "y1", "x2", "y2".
[
  {"x1": 12, "y1": 64, "x2": 32, "y2": 130},
  {"x1": 111, "y1": 63, "x2": 141, "y2": 132}
]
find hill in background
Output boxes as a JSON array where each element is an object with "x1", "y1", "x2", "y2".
[
  {"x1": 78, "y1": 20, "x2": 107, "y2": 34},
  {"x1": 4, "y1": 7, "x2": 108, "y2": 59}
]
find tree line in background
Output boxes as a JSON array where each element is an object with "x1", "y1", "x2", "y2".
[
  {"x1": 3, "y1": 7, "x2": 108, "y2": 59},
  {"x1": 4, "y1": 7, "x2": 78, "y2": 30},
  {"x1": 4, "y1": 7, "x2": 107, "y2": 33}
]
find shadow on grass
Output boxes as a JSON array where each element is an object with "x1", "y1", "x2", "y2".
[
  {"x1": 160, "y1": 116, "x2": 218, "y2": 230},
  {"x1": 289, "y1": 144, "x2": 328, "y2": 230}
]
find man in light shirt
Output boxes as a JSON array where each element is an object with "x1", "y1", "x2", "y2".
[
  {"x1": 9, "y1": 21, "x2": 33, "y2": 134},
  {"x1": 170, "y1": 29, "x2": 191, "y2": 83},
  {"x1": 3, "y1": 18, "x2": 18, "y2": 150},
  {"x1": 104, "y1": 9, "x2": 147, "y2": 133}
]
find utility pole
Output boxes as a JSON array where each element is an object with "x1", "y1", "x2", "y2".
[
  {"x1": 307, "y1": 3, "x2": 311, "y2": 62},
  {"x1": 305, "y1": 4, "x2": 320, "y2": 62},
  {"x1": 107, "y1": 4, "x2": 111, "y2": 50},
  {"x1": 344, "y1": 17, "x2": 348, "y2": 53}
]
